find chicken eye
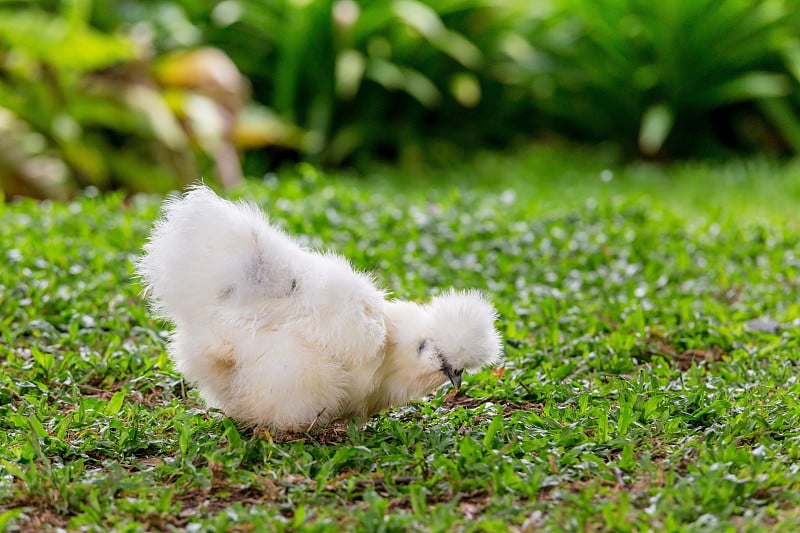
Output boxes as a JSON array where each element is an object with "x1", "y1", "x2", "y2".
[{"x1": 417, "y1": 340, "x2": 427, "y2": 354}]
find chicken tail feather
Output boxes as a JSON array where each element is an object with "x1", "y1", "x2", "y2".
[{"x1": 136, "y1": 184, "x2": 301, "y2": 326}]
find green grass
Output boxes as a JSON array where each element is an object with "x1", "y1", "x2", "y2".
[{"x1": 2, "y1": 145, "x2": 800, "y2": 531}]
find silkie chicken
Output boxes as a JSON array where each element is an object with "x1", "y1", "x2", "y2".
[{"x1": 136, "y1": 185, "x2": 502, "y2": 432}]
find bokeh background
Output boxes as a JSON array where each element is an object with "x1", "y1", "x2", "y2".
[{"x1": 1, "y1": 0, "x2": 799, "y2": 198}]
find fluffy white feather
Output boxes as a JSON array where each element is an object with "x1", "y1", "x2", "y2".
[{"x1": 137, "y1": 185, "x2": 502, "y2": 432}]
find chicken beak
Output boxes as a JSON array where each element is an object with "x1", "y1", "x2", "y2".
[{"x1": 443, "y1": 365, "x2": 464, "y2": 389}]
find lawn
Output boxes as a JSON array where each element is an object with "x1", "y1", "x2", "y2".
[{"x1": 1, "y1": 146, "x2": 800, "y2": 531}]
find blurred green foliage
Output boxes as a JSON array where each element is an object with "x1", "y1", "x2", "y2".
[
  {"x1": 2, "y1": 0, "x2": 800, "y2": 197},
  {"x1": 523, "y1": 0, "x2": 800, "y2": 156},
  {"x1": 0, "y1": 0, "x2": 274, "y2": 197}
]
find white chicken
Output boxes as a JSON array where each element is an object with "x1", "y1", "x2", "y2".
[{"x1": 136, "y1": 185, "x2": 502, "y2": 432}]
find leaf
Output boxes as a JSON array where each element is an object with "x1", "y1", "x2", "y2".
[
  {"x1": 617, "y1": 399, "x2": 633, "y2": 436},
  {"x1": 707, "y1": 72, "x2": 791, "y2": 106},
  {"x1": 638, "y1": 104, "x2": 674, "y2": 156},
  {"x1": 178, "y1": 420, "x2": 194, "y2": 456},
  {"x1": 125, "y1": 86, "x2": 188, "y2": 151},
  {"x1": 459, "y1": 435, "x2": 482, "y2": 461},
  {"x1": 28, "y1": 416, "x2": 47, "y2": 439},
  {"x1": 0, "y1": 509, "x2": 22, "y2": 531},
  {"x1": 450, "y1": 72, "x2": 482, "y2": 107},
  {"x1": 483, "y1": 413, "x2": 504, "y2": 447},
  {"x1": 0, "y1": 9, "x2": 138, "y2": 71},
  {"x1": 336, "y1": 49, "x2": 366, "y2": 99},
  {"x1": 597, "y1": 409, "x2": 609, "y2": 442},
  {"x1": 31, "y1": 345, "x2": 55, "y2": 373},
  {"x1": 759, "y1": 98, "x2": 800, "y2": 153},
  {"x1": 105, "y1": 390, "x2": 126, "y2": 416},
  {"x1": 783, "y1": 43, "x2": 800, "y2": 84},
  {"x1": 393, "y1": 0, "x2": 443, "y2": 38},
  {"x1": 364, "y1": 58, "x2": 441, "y2": 107},
  {"x1": 54, "y1": 413, "x2": 73, "y2": 440},
  {"x1": 234, "y1": 103, "x2": 311, "y2": 151},
  {"x1": 551, "y1": 361, "x2": 574, "y2": 381},
  {"x1": 292, "y1": 504, "x2": 307, "y2": 528},
  {"x1": 222, "y1": 418, "x2": 242, "y2": 449},
  {"x1": 393, "y1": 0, "x2": 482, "y2": 68}
]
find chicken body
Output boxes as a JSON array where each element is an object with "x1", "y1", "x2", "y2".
[{"x1": 137, "y1": 186, "x2": 502, "y2": 432}]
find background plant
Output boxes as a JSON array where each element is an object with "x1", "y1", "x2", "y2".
[
  {"x1": 102, "y1": 0, "x2": 800, "y2": 163},
  {"x1": 508, "y1": 0, "x2": 800, "y2": 157},
  {"x1": 101, "y1": 0, "x2": 533, "y2": 168},
  {"x1": 0, "y1": 0, "x2": 280, "y2": 197},
  {"x1": 3, "y1": 0, "x2": 800, "y2": 197}
]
